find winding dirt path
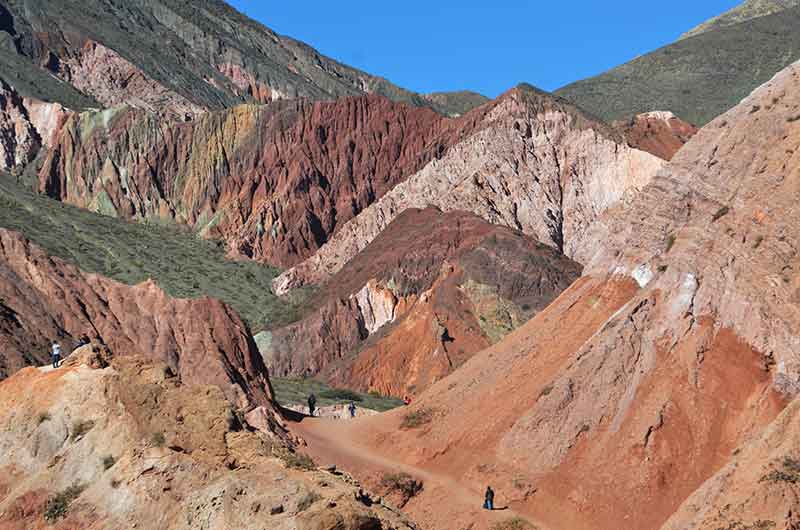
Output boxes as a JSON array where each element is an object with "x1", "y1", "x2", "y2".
[{"x1": 290, "y1": 416, "x2": 539, "y2": 530}]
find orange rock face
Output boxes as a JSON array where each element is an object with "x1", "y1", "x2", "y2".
[
  {"x1": 265, "y1": 207, "x2": 581, "y2": 397},
  {"x1": 613, "y1": 111, "x2": 699, "y2": 160},
  {"x1": 0, "y1": 228, "x2": 271, "y2": 408}
]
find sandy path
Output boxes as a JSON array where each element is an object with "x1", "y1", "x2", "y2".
[{"x1": 291, "y1": 416, "x2": 538, "y2": 530}]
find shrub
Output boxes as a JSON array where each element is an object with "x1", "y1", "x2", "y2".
[
  {"x1": 70, "y1": 420, "x2": 95, "y2": 441},
  {"x1": 102, "y1": 455, "x2": 116, "y2": 470},
  {"x1": 43, "y1": 483, "x2": 86, "y2": 522},
  {"x1": 151, "y1": 432, "x2": 166, "y2": 447},
  {"x1": 760, "y1": 456, "x2": 800, "y2": 484},
  {"x1": 787, "y1": 114, "x2": 800, "y2": 123},
  {"x1": 400, "y1": 408, "x2": 435, "y2": 430},
  {"x1": 296, "y1": 491, "x2": 322, "y2": 512},
  {"x1": 490, "y1": 517, "x2": 534, "y2": 530},
  {"x1": 275, "y1": 447, "x2": 316, "y2": 470},
  {"x1": 665, "y1": 233, "x2": 676, "y2": 252},
  {"x1": 380, "y1": 472, "x2": 423, "y2": 503},
  {"x1": 37, "y1": 412, "x2": 51, "y2": 425},
  {"x1": 318, "y1": 388, "x2": 363, "y2": 402},
  {"x1": 753, "y1": 236, "x2": 765, "y2": 249},
  {"x1": 539, "y1": 385, "x2": 554, "y2": 398},
  {"x1": 712, "y1": 206, "x2": 730, "y2": 222}
]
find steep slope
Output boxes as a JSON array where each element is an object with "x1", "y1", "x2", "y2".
[
  {"x1": 37, "y1": 95, "x2": 487, "y2": 268},
  {"x1": 613, "y1": 111, "x2": 698, "y2": 161},
  {"x1": 681, "y1": 0, "x2": 800, "y2": 39},
  {"x1": 0, "y1": 0, "x2": 467, "y2": 117},
  {"x1": 660, "y1": 397, "x2": 800, "y2": 530},
  {"x1": 263, "y1": 207, "x2": 581, "y2": 397},
  {"x1": 312, "y1": 62, "x2": 800, "y2": 530},
  {"x1": 275, "y1": 84, "x2": 663, "y2": 293},
  {"x1": 556, "y1": 7, "x2": 800, "y2": 125},
  {"x1": 0, "y1": 228, "x2": 272, "y2": 410},
  {"x1": 0, "y1": 177, "x2": 306, "y2": 333},
  {"x1": 0, "y1": 351, "x2": 416, "y2": 530}
]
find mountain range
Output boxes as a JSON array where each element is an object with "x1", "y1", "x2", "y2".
[{"x1": 0, "y1": 1, "x2": 799, "y2": 529}]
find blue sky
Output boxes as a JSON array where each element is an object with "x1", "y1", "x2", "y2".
[{"x1": 228, "y1": 1, "x2": 741, "y2": 97}]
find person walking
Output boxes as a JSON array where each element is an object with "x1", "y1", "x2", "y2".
[
  {"x1": 348, "y1": 401, "x2": 357, "y2": 418},
  {"x1": 51, "y1": 341, "x2": 62, "y2": 369},
  {"x1": 483, "y1": 485, "x2": 495, "y2": 510},
  {"x1": 307, "y1": 393, "x2": 317, "y2": 417}
]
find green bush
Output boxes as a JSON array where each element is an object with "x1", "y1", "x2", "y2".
[
  {"x1": 151, "y1": 432, "x2": 166, "y2": 447},
  {"x1": 43, "y1": 483, "x2": 86, "y2": 522},
  {"x1": 276, "y1": 447, "x2": 316, "y2": 470},
  {"x1": 400, "y1": 408, "x2": 435, "y2": 430},
  {"x1": 712, "y1": 206, "x2": 730, "y2": 222},
  {"x1": 318, "y1": 388, "x2": 363, "y2": 402},
  {"x1": 102, "y1": 455, "x2": 116, "y2": 470}
]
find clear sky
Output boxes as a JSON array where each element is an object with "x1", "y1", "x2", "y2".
[{"x1": 227, "y1": 1, "x2": 741, "y2": 98}]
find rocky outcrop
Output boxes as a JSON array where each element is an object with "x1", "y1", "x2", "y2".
[
  {"x1": 613, "y1": 111, "x2": 698, "y2": 160},
  {"x1": 276, "y1": 85, "x2": 663, "y2": 292},
  {"x1": 0, "y1": 80, "x2": 72, "y2": 172},
  {"x1": 54, "y1": 39, "x2": 205, "y2": 119},
  {"x1": 336, "y1": 62, "x2": 800, "y2": 530},
  {"x1": 0, "y1": 353, "x2": 416, "y2": 530},
  {"x1": 38, "y1": 95, "x2": 487, "y2": 267},
  {"x1": 0, "y1": 228, "x2": 271, "y2": 409},
  {"x1": 264, "y1": 208, "x2": 581, "y2": 397}
]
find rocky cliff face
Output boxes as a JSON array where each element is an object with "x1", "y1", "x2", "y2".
[
  {"x1": 264, "y1": 207, "x2": 581, "y2": 397},
  {"x1": 275, "y1": 85, "x2": 663, "y2": 292},
  {"x1": 37, "y1": 95, "x2": 482, "y2": 267},
  {"x1": 339, "y1": 62, "x2": 800, "y2": 530},
  {"x1": 0, "y1": 228, "x2": 271, "y2": 409},
  {"x1": 0, "y1": 351, "x2": 416, "y2": 530},
  {"x1": 613, "y1": 111, "x2": 698, "y2": 160}
]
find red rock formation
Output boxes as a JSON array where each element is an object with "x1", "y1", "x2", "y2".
[
  {"x1": 308, "y1": 62, "x2": 800, "y2": 530},
  {"x1": 0, "y1": 228, "x2": 270, "y2": 408},
  {"x1": 264, "y1": 207, "x2": 581, "y2": 396},
  {"x1": 275, "y1": 85, "x2": 664, "y2": 292},
  {"x1": 38, "y1": 96, "x2": 489, "y2": 267},
  {"x1": 613, "y1": 111, "x2": 698, "y2": 160}
]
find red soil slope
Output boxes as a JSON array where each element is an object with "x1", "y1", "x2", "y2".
[
  {"x1": 293, "y1": 62, "x2": 800, "y2": 530},
  {"x1": 613, "y1": 111, "x2": 699, "y2": 160}
]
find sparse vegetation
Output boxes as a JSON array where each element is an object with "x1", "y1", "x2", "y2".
[
  {"x1": 665, "y1": 233, "x2": 677, "y2": 252},
  {"x1": 271, "y1": 377, "x2": 402, "y2": 413},
  {"x1": 296, "y1": 491, "x2": 322, "y2": 512},
  {"x1": 37, "y1": 412, "x2": 51, "y2": 424},
  {"x1": 318, "y1": 388, "x2": 363, "y2": 402},
  {"x1": 712, "y1": 206, "x2": 730, "y2": 222},
  {"x1": 556, "y1": 7, "x2": 800, "y2": 126},
  {"x1": 380, "y1": 472, "x2": 423, "y2": 504},
  {"x1": 753, "y1": 236, "x2": 765, "y2": 248},
  {"x1": 275, "y1": 447, "x2": 316, "y2": 470},
  {"x1": 0, "y1": 177, "x2": 312, "y2": 333},
  {"x1": 102, "y1": 455, "x2": 116, "y2": 470},
  {"x1": 788, "y1": 114, "x2": 800, "y2": 123},
  {"x1": 539, "y1": 385, "x2": 554, "y2": 398},
  {"x1": 70, "y1": 420, "x2": 95, "y2": 441},
  {"x1": 760, "y1": 456, "x2": 800, "y2": 484},
  {"x1": 490, "y1": 517, "x2": 535, "y2": 530},
  {"x1": 400, "y1": 408, "x2": 435, "y2": 430},
  {"x1": 43, "y1": 482, "x2": 86, "y2": 522},
  {"x1": 151, "y1": 432, "x2": 166, "y2": 447},
  {"x1": 714, "y1": 521, "x2": 776, "y2": 530}
]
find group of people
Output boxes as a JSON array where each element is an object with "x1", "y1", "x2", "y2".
[{"x1": 306, "y1": 393, "x2": 358, "y2": 419}]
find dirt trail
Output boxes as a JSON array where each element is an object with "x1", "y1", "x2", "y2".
[{"x1": 291, "y1": 416, "x2": 542, "y2": 530}]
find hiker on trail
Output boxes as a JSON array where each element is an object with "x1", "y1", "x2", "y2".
[
  {"x1": 308, "y1": 393, "x2": 317, "y2": 417},
  {"x1": 484, "y1": 485, "x2": 495, "y2": 510},
  {"x1": 348, "y1": 401, "x2": 357, "y2": 418},
  {"x1": 51, "y1": 341, "x2": 62, "y2": 369}
]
